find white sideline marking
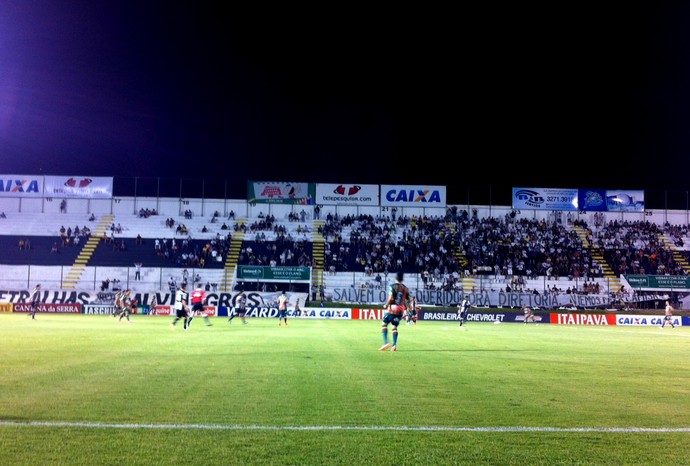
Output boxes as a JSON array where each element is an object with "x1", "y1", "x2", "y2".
[{"x1": 1, "y1": 421, "x2": 689, "y2": 433}]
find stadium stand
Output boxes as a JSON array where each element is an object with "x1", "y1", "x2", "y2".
[{"x1": 1, "y1": 197, "x2": 689, "y2": 302}]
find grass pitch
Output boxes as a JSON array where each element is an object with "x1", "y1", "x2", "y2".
[{"x1": 0, "y1": 313, "x2": 689, "y2": 465}]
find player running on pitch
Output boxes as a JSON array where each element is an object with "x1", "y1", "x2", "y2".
[
  {"x1": 188, "y1": 285, "x2": 212, "y2": 327},
  {"x1": 458, "y1": 298, "x2": 470, "y2": 327}
]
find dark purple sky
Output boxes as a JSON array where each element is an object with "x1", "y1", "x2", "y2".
[{"x1": 0, "y1": 2, "x2": 687, "y2": 203}]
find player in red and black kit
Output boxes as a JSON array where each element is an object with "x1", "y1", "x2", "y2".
[{"x1": 188, "y1": 285, "x2": 212, "y2": 327}]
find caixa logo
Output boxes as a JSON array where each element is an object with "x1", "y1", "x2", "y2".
[
  {"x1": 0, "y1": 179, "x2": 40, "y2": 193},
  {"x1": 385, "y1": 189, "x2": 442, "y2": 203},
  {"x1": 514, "y1": 189, "x2": 544, "y2": 207}
]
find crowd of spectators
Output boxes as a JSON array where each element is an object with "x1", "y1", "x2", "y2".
[
  {"x1": 153, "y1": 233, "x2": 230, "y2": 268},
  {"x1": 138, "y1": 208, "x2": 158, "y2": 218},
  {"x1": 10, "y1": 207, "x2": 690, "y2": 293},
  {"x1": 247, "y1": 210, "x2": 687, "y2": 294},
  {"x1": 59, "y1": 224, "x2": 92, "y2": 249},
  {"x1": 594, "y1": 220, "x2": 687, "y2": 276}
]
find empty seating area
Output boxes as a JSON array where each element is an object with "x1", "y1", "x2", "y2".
[{"x1": 0, "y1": 235, "x2": 82, "y2": 265}]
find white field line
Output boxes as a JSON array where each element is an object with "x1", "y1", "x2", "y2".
[{"x1": 0, "y1": 420, "x2": 689, "y2": 433}]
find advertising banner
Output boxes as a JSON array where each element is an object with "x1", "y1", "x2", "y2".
[
  {"x1": 191, "y1": 305, "x2": 217, "y2": 317},
  {"x1": 380, "y1": 185, "x2": 446, "y2": 207},
  {"x1": 315, "y1": 183, "x2": 379, "y2": 206},
  {"x1": 550, "y1": 313, "x2": 616, "y2": 325},
  {"x1": 43, "y1": 176, "x2": 113, "y2": 199},
  {"x1": 155, "y1": 305, "x2": 173, "y2": 316},
  {"x1": 247, "y1": 181, "x2": 315, "y2": 204},
  {"x1": 0, "y1": 175, "x2": 44, "y2": 197},
  {"x1": 351, "y1": 308, "x2": 387, "y2": 320},
  {"x1": 0, "y1": 303, "x2": 12, "y2": 312},
  {"x1": 419, "y1": 309, "x2": 524, "y2": 323},
  {"x1": 513, "y1": 187, "x2": 645, "y2": 212},
  {"x1": 616, "y1": 314, "x2": 682, "y2": 327},
  {"x1": 512, "y1": 187, "x2": 579, "y2": 211},
  {"x1": 237, "y1": 266, "x2": 311, "y2": 281},
  {"x1": 625, "y1": 275, "x2": 690, "y2": 290},
  {"x1": 578, "y1": 189, "x2": 607, "y2": 212},
  {"x1": 13, "y1": 303, "x2": 82, "y2": 314},
  {"x1": 83, "y1": 304, "x2": 116, "y2": 315},
  {"x1": 243, "y1": 306, "x2": 350, "y2": 319},
  {"x1": 605, "y1": 190, "x2": 645, "y2": 212}
]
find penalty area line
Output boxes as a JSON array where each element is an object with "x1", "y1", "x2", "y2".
[{"x1": 0, "y1": 421, "x2": 689, "y2": 433}]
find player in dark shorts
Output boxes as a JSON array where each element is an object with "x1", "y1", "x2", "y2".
[
  {"x1": 117, "y1": 289, "x2": 133, "y2": 324},
  {"x1": 523, "y1": 304, "x2": 535, "y2": 324},
  {"x1": 228, "y1": 291, "x2": 249, "y2": 325},
  {"x1": 380, "y1": 271, "x2": 410, "y2": 352},
  {"x1": 189, "y1": 286, "x2": 212, "y2": 327},
  {"x1": 113, "y1": 289, "x2": 125, "y2": 319},
  {"x1": 29, "y1": 284, "x2": 42, "y2": 320},
  {"x1": 405, "y1": 295, "x2": 418, "y2": 325},
  {"x1": 277, "y1": 291, "x2": 289, "y2": 326},
  {"x1": 171, "y1": 283, "x2": 191, "y2": 330},
  {"x1": 458, "y1": 298, "x2": 470, "y2": 327}
]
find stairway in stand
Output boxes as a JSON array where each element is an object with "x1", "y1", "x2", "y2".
[
  {"x1": 572, "y1": 224, "x2": 621, "y2": 291},
  {"x1": 311, "y1": 219, "x2": 325, "y2": 298},
  {"x1": 220, "y1": 218, "x2": 246, "y2": 292},
  {"x1": 62, "y1": 214, "x2": 114, "y2": 290},
  {"x1": 447, "y1": 221, "x2": 474, "y2": 293},
  {"x1": 659, "y1": 233, "x2": 690, "y2": 274}
]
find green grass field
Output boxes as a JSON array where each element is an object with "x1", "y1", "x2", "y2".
[{"x1": 0, "y1": 313, "x2": 689, "y2": 465}]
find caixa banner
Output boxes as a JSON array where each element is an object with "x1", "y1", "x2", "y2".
[
  {"x1": 380, "y1": 185, "x2": 446, "y2": 207},
  {"x1": 0, "y1": 176, "x2": 44, "y2": 197}
]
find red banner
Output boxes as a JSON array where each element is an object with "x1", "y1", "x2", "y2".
[
  {"x1": 550, "y1": 313, "x2": 616, "y2": 325},
  {"x1": 351, "y1": 308, "x2": 385, "y2": 320}
]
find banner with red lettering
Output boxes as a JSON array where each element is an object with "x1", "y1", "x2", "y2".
[{"x1": 13, "y1": 303, "x2": 82, "y2": 314}]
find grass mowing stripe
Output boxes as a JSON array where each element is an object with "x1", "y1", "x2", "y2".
[{"x1": 2, "y1": 420, "x2": 690, "y2": 432}]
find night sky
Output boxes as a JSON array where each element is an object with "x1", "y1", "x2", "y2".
[{"x1": 1, "y1": 2, "x2": 688, "y2": 204}]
